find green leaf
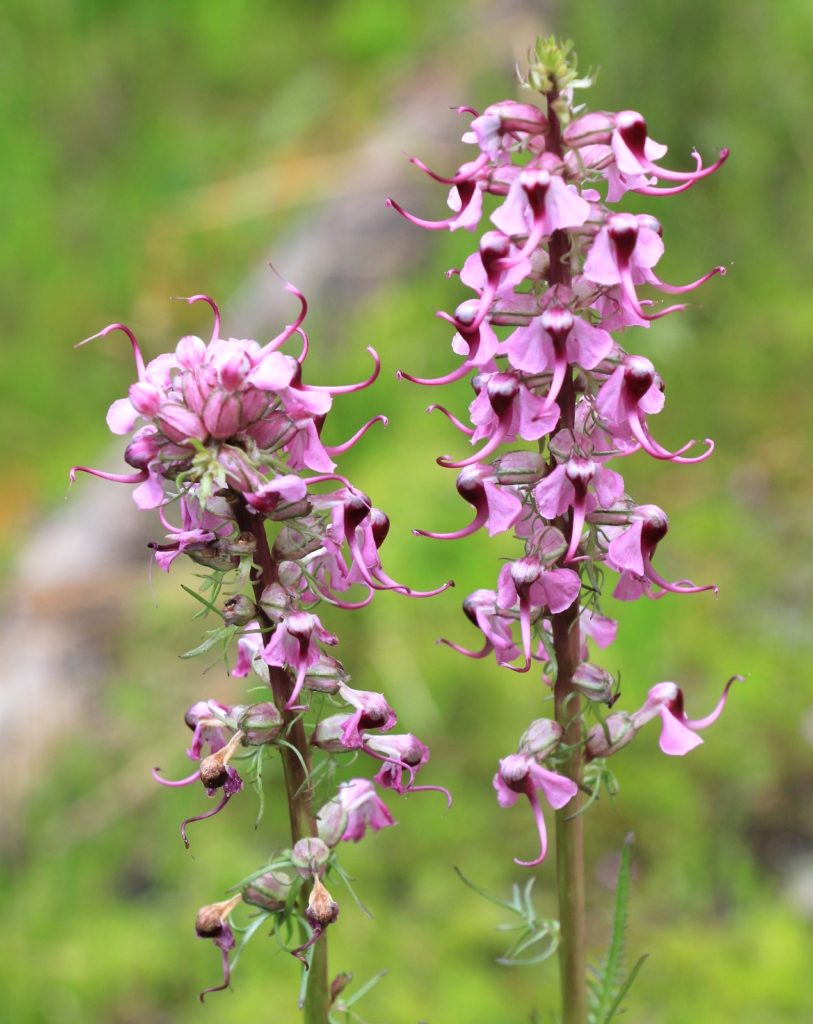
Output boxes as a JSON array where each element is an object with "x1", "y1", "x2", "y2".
[{"x1": 587, "y1": 834, "x2": 647, "y2": 1024}]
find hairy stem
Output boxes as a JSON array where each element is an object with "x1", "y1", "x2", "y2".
[
  {"x1": 546, "y1": 85, "x2": 587, "y2": 1024},
  {"x1": 233, "y1": 498, "x2": 330, "y2": 1024}
]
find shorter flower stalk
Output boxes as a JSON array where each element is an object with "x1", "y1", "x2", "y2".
[{"x1": 72, "y1": 275, "x2": 449, "y2": 1019}]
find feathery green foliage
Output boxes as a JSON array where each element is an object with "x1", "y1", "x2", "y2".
[{"x1": 587, "y1": 835, "x2": 647, "y2": 1023}]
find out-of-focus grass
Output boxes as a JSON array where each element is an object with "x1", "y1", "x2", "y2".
[{"x1": 4, "y1": 1, "x2": 813, "y2": 1021}]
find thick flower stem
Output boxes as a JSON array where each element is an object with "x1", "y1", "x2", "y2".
[
  {"x1": 546, "y1": 83, "x2": 587, "y2": 1022},
  {"x1": 233, "y1": 498, "x2": 330, "y2": 1024},
  {"x1": 552, "y1": 605, "x2": 586, "y2": 1024}
]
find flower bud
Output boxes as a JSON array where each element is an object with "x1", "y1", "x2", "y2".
[
  {"x1": 202, "y1": 390, "x2": 243, "y2": 440},
  {"x1": 156, "y1": 403, "x2": 208, "y2": 443},
  {"x1": 585, "y1": 713, "x2": 637, "y2": 759},
  {"x1": 311, "y1": 714, "x2": 350, "y2": 751},
  {"x1": 258, "y1": 582, "x2": 290, "y2": 621},
  {"x1": 175, "y1": 334, "x2": 208, "y2": 370},
  {"x1": 242, "y1": 869, "x2": 293, "y2": 911},
  {"x1": 222, "y1": 594, "x2": 257, "y2": 626},
  {"x1": 129, "y1": 381, "x2": 163, "y2": 417},
  {"x1": 219, "y1": 349, "x2": 251, "y2": 391},
  {"x1": 247, "y1": 411, "x2": 298, "y2": 451},
  {"x1": 194, "y1": 893, "x2": 242, "y2": 937},
  {"x1": 572, "y1": 663, "x2": 616, "y2": 704},
  {"x1": 518, "y1": 718, "x2": 564, "y2": 759},
  {"x1": 493, "y1": 451, "x2": 545, "y2": 485},
  {"x1": 303, "y1": 654, "x2": 346, "y2": 693},
  {"x1": 268, "y1": 497, "x2": 312, "y2": 521},
  {"x1": 124, "y1": 429, "x2": 162, "y2": 469},
  {"x1": 563, "y1": 111, "x2": 614, "y2": 146},
  {"x1": 236, "y1": 702, "x2": 283, "y2": 744},
  {"x1": 291, "y1": 837, "x2": 331, "y2": 879},
  {"x1": 316, "y1": 797, "x2": 349, "y2": 848},
  {"x1": 272, "y1": 523, "x2": 324, "y2": 560}
]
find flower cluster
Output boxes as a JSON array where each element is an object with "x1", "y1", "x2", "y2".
[
  {"x1": 390, "y1": 40, "x2": 735, "y2": 865},
  {"x1": 71, "y1": 280, "x2": 449, "y2": 1001}
]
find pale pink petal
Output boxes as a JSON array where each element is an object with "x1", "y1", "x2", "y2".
[
  {"x1": 483, "y1": 480, "x2": 523, "y2": 535},
  {"x1": 106, "y1": 398, "x2": 139, "y2": 435},
  {"x1": 568, "y1": 318, "x2": 614, "y2": 370},
  {"x1": 533, "y1": 465, "x2": 572, "y2": 518},
  {"x1": 534, "y1": 568, "x2": 581, "y2": 614},
  {"x1": 658, "y1": 707, "x2": 704, "y2": 755},
  {"x1": 583, "y1": 227, "x2": 621, "y2": 286},
  {"x1": 545, "y1": 177, "x2": 591, "y2": 231},
  {"x1": 632, "y1": 225, "x2": 664, "y2": 269},
  {"x1": 529, "y1": 763, "x2": 579, "y2": 809},
  {"x1": 492, "y1": 772, "x2": 520, "y2": 808},
  {"x1": 594, "y1": 466, "x2": 625, "y2": 508},
  {"x1": 608, "y1": 520, "x2": 646, "y2": 576},
  {"x1": 133, "y1": 470, "x2": 166, "y2": 509}
]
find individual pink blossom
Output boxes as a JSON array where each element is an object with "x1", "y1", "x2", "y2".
[
  {"x1": 438, "y1": 371, "x2": 559, "y2": 469},
  {"x1": 493, "y1": 753, "x2": 578, "y2": 867},
  {"x1": 336, "y1": 682, "x2": 398, "y2": 748},
  {"x1": 364, "y1": 733, "x2": 451, "y2": 805},
  {"x1": 606, "y1": 504, "x2": 717, "y2": 598},
  {"x1": 631, "y1": 677, "x2": 742, "y2": 755},
  {"x1": 414, "y1": 463, "x2": 523, "y2": 540},
  {"x1": 337, "y1": 779, "x2": 396, "y2": 842},
  {"x1": 596, "y1": 354, "x2": 713, "y2": 463},
  {"x1": 534, "y1": 456, "x2": 624, "y2": 562},
  {"x1": 583, "y1": 213, "x2": 724, "y2": 323},
  {"x1": 439, "y1": 588, "x2": 521, "y2": 666},
  {"x1": 397, "y1": 299, "x2": 503, "y2": 387},
  {"x1": 262, "y1": 610, "x2": 338, "y2": 710},
  {"x1": 497, "y1": 557, "x2": 581, "y2": 669},
  {"x1": 505, "y1": 306, "x2": 613, "y2": 409},
  {"x1": 490, "y1": 168, "x2": 591, "y2": 262}
]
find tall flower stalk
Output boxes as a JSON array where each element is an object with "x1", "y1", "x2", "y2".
[
  {"x1": 390, "y1": 37, "x2": 734, "y2": 1022},
  {"x1": 71, "y1": 283, "x2": 450, "y2": 1020}
]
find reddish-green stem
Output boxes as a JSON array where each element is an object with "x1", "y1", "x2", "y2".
[
  {"x1": 233, "y1": 499, "x2": 330, "y2": 1024},
  {"x1": 546, "y1": 87, "x2": 587, "y2": 1024}
]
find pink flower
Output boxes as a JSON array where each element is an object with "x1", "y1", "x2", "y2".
[
  {"x1": 262, "y1": 610, "x2": 338, "y2": 710},
  {"x1": 336, "y1": 682, "x2": 397, "y2": 748},
  {"x1": 440, "y1": 588, "x2": 521, "y2": 666},
  {"x1": 497, "y1": 557, "x2": 581, "y2": 669},
  {"x1": 534, "y1": 456, "x2": 624, "y2": 562},
  {"x1": 632, "y1": 677, "x2": 742, "y2": 755},
  {"x1": 414, "y1": 463, "x2": 523, "y2": 540},
  {"x1": 596, "y1": 354, "x2": 713, "y2": 463},
  {"x1": 505, "y1": 306, "x2": 613, "y2": 410},
  {"x1": 493, "y1": 753, "x2": 578, "y2": 866},
  {"x1": 606, "y1": 504, "x2": 717, "y2": 598},
  {"x1": 337, "y1": 779, "x2": 396, "y2": 842},
  {"x1": 490, "y1": 169, "x2": 591, "y2": 262},
  {"x1": 438, "y1": 371, "x2": 559, "y2": 469}
]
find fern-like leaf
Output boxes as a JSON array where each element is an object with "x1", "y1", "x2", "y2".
[{"x1": 587, "y1": 833, "x2": 645, "y2": 1024}]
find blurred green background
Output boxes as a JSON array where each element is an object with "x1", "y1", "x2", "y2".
[{"x1": 3, "y1": 1, "x2": 813, "y2": 1021}]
